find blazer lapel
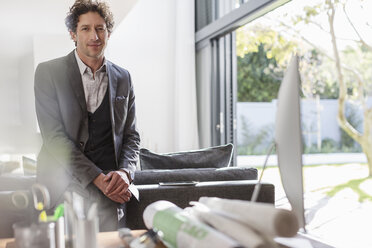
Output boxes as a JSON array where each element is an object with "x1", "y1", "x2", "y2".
[
  {"x1": 67, "y1": 51, "x2": 87, "y2": 113},
  {"x1": 107, "y1": 61, "x2": 118, "y2": 106},
  {"x1": 106, "y1": 61, "x2": 119, "y2": 165}
]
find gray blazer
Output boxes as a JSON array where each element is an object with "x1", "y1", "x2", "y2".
[{"x1": 34, "y1": 51, "x2": 140, "y2": 206}]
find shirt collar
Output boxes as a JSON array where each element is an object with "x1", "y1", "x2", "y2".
[{"x1": 74, "y1": 49, "x2": 106, "y2": 75}]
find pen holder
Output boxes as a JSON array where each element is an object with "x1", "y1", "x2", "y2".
[
  {"x1": 64, "y1": 191, "x2": 99, "y2": 248},
  {"x1": 13, "y1": 221, "x2": 55, "y2": 248},
  {"x1": 73, "y1": 218, "x2": 98, "y2": 248},
  {"x1": 64, "y1": 201, "x2": 74, "y2": 248},
  {"x1": 50, "y1": 217, "x2": 65, "y2": 248}
]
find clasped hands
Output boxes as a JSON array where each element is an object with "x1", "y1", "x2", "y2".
[{"x1": 93, "y1": 170, "x2": 132, "y2": 204}]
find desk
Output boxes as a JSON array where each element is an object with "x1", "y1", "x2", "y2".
[
  {"x1": 0, "y1": 230, "x2": 334, "y2": 248},
  {"x1": 0, "y1": 230, "x2": 146, "y2": 248}
]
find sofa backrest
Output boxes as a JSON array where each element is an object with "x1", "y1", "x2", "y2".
[
  {"x1": 139, "y1": 144, "x2": 234, "y2": 170},
  {"x1": 133, "y1": 167, "x2": 257, "y2": 185}
]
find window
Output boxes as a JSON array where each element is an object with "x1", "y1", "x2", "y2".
[{"x1": 196, "y1": 0, "x2": 372, "y2": 247}]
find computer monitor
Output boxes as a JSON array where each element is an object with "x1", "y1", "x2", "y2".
[{"x1": 275, "y1": 55, "x2": 306, "y2": 230}]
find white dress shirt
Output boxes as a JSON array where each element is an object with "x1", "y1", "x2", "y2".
[{"x1": 74, "y1": 50, "x2": 108, "y2": 113}]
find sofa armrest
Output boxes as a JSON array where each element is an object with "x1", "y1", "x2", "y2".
[
  {"x1": 0, "y1": 176, "x2": 36, "y2": 238},
  {"x1": 123, "y1": 180, "x2": 274, "y2": 229},
  {"x1": 0, "y1": 191, "x2": 34, "y2": 238}
]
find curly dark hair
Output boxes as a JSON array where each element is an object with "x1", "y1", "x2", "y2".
[{"x1": 65, "y1": 0, "x2": 114, "y2": 34}]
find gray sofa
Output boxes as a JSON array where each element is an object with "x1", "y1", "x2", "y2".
[
  {"x1": 0, "y1": 176, "x2": 36, "y2": 238},
  {"x1": 125, "y1": 167, "x2": 274, "y2": 229},
  {"x1": 0, "y1": 167, "x2": 274, "y2": 238}
]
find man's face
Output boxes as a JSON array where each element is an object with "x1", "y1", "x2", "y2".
[{"x1": 70, "y1": 11, "x2": 110, "y2": 61}]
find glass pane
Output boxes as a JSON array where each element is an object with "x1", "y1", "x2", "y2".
[
  {"x1": 236, "y1": 0, "x2": 372, "y2": 247},
  {"x1": 234, "y1": 0, "x2": 250, "y2": 9}
]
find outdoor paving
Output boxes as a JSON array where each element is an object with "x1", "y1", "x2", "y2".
[{"x1": 249, "y1": 160, "x2": 372, "y2": 248}]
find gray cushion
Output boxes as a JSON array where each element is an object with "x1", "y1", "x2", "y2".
[
  {"x1": 133, "y1": 167, "x2": 257, "y2": 185},
  {"x1": 139, "y1": 144, "x2": 233, "y2": 170}
]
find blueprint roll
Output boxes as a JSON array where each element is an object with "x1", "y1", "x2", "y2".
[
  {"x1": 199, "y1": 197, "x2": 299, "y2": 237},
  {"x1": 187, "y1": 203, "x2": 275, "y2": 248},
  {"x1": 143, "y1": 200, "x2": 242, "y2": 248}
]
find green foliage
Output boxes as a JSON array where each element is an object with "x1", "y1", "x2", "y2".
[
  {"x1": 236, "y1": 0, "x2": 371, "y2": 160},
  {"x1": 236, "y1": 22, "x2": 340, "y2": 101},
  {"x1": 236, "y1": 24, "x2": 297, "y2": 65},
  {"x1": 293, "y1": 3, "x2": 323, "y2": 24},
  {"x1": 304, "y1": 138, "x2": 339, "y2": 154},
  {"x1": 341, "y1": 45, "x2": 372, "y2": 97},
  {"x1": 291, "y1": 0, "x2": 372, "y2": 99},
  {"x1": 237, "y1": 43, "x2": 283, "y2": 102},
  {"x1": 300, "y1": 49, "x2": 339, "y2": 99},
  {"x1": 237, "y1": 41, "x2": 339, "y2": 102},
  {"x1": 303, "y1": 136, "x2": 362, "y2": 154}
]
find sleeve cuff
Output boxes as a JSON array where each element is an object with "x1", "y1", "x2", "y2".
[
  {"x1": 77, "y1": 166, "x2": 102, "y2": 188},
  {"x1": 119, "y1": 168, "x2": 134, "y2": 183}
]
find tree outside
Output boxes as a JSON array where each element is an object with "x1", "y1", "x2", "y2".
[{"x1": 236, "y1": 0, "x2": 372, "y2": 175}]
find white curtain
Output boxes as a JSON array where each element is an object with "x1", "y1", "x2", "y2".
[{"x1": 174, "y1": 0, "x2": 199, "y2": 151}]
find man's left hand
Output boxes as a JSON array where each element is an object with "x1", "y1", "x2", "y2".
[{"x1": 104, "y1": 170, "x2": 131, "y2": 200}]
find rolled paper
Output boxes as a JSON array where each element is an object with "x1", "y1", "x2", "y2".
[
  {"x1": 199, "y1": 197, "x2": 299, "y2": 237},
  {"x1": 187, "y1": 203, "x2": 277, "y2": 248},
  {"x1": 143, "y1": 200, "x2": 242, "y2": 248}
]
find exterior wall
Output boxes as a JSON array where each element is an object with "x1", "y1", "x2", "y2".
[{"x1": 237, "y1": 99, "x2": 362, "y2": 146}]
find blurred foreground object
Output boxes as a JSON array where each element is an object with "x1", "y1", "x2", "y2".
[{"x1": 143, "y1": 200, "x2": 242, "y2": 248}]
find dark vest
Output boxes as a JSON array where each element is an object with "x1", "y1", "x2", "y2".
[{"x1": 84, "y1": 89, "x2": 116, "y2": 171}]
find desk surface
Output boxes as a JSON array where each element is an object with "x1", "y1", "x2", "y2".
[
  {"x1": 0, "y1": 230, "x2": 146, "y2": 248},
  {"x1": 0, "y1": 230, "x2": 334, "y2": 248}
]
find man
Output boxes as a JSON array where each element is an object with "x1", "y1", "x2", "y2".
[{"x1": 34, "y1": 0, "x2": 140, "y2": 231}]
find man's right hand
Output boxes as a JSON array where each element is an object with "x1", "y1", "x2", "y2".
[{"x1": 93, "y1": 173, "x2": 130, "y2": 203}]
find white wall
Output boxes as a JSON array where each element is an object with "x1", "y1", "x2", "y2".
[
  {"x1": 0, "y1": 33, "x2": 74, "y2": 154},
  {"x1": 107, "y1": 0, "x2": 198, "y2": 153},
  {"x1": 0, "y1": 34, "x2": 74, "y2": 154},
  {"x1": 0, "y1": 57, "x2": 22, "y2": 127},
  {"x1": 0, "y1": 36, "x2": 42, "y2": 154},
  {"x1": 33, "y1": 34, "x2": 75, "y2": 68}
]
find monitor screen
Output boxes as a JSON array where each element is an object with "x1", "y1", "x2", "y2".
[{"x1": 275, "y1": 55, "x2": 306, "y2": 230}]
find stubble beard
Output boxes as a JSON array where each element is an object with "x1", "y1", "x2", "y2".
[{"x1": 82, "y1": 44, "x2": 105, "y2": 60}]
